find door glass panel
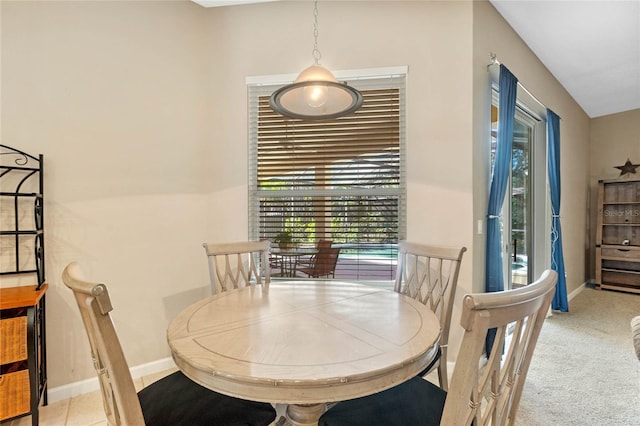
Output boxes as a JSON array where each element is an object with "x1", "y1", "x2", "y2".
[
  {"x1": 491, "y1": 100, "x2": 534, "y2": 290},
  {"x1": 511, "y1": 119, "x2": 531, "y2": 288}
]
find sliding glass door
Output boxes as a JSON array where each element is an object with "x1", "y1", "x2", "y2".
[{"x1": 492, "y1": 97, "x2": 546, "y2": 290}]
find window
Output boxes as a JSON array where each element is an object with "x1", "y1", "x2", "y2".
[{"x1": 248, "y1": 70, "x2": 406, "y2": 280}]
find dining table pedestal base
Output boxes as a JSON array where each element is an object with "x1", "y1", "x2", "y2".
[{"x1": 285, "y1": 403, "x2": 327, "y2": 426}]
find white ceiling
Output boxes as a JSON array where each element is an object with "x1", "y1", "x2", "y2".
[
  {"x1": 490, "y1": 0, "x2": 640, "y2": 118},
  {"x1": 194, "y1": 0, "x2": 640, "y2": 118}
]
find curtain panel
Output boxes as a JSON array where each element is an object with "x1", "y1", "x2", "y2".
[
  {"x1": 547, "y1": 109, "x2": 568, "y2": 312},
  {"x1": 485, "y1": 64, "x2": 518, "y2": 355}
]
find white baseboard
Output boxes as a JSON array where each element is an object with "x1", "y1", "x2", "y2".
[
  {"x1": 47, "y1": 357, "x2": 176, "y2": 404},
  {"x1": 548, "y1": 280, "x2": 587, "y2": 316},
  {"x1": 568, "y1": 280, "x2": 587, "y2": 301}
]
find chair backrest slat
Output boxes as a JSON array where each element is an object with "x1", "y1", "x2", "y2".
[{"x1": 202, "y1": 240, "x2": 271, "y2": 294}]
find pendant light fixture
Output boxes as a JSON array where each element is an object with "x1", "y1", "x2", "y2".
[{"x1": 269, "y1": 0, "x2": 363, "y2": 120}]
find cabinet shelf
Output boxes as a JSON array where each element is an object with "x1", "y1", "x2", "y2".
[
  {"x1": 0, "y1": 230, "x2": 43, "y2": 236},
  {"x1": 603, "y1": 201, "x2": 640, "y2": 205},
  {"x1": 0, "y1": 192, "x2": 42, "y2": 197},
  {"x1": 600, "y1": 283, "x2": 640, "y2": 294},
  {"x1": 602, "y1": 268, "x2": 640, "y2": 274},
  {"x1": 595, "y1": 177, "x2": 640, "y2": 294},
  {"x1": 601, "y1": 256, "x2": 640, "y2": 262}
]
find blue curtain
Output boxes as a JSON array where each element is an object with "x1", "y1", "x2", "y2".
[
  {"x1": 547, "y1": 109, "x2": 568, "y2": 312},
  {"x1": 485, "y1": 65, "x2": 518, "y2": 355}
]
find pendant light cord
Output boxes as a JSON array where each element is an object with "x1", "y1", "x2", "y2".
[
  {"x1": 268, "y1": 0, "x2": 364, "y2": 120},
  {"x1": 312, "y1": 0, "x2": 321, "y2": 65}
]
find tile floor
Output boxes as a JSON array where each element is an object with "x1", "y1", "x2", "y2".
[{"x1": 6, "y1": 368, "x2": 177, "y2": 426}]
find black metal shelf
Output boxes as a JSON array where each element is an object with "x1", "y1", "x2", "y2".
[
  {"x1": 0, "y1": 230, "x2": 44, "y2": 235},
  {"x1": 0, "y1": 144, "x2": 47, "y2": 425},
  {"x1": 0, "y1": 165, "x2": 40, "y2": 172},
  {"x1": 0, "y1": 144, "x2": 45, "y2": 286},
  {"x1": 0, "y1": 192, "x2": 42, "y2": 197}
]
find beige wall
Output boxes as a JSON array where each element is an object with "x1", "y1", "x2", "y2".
[
  {"x1": 472, "y1": 1, "x2": 591, "y2": 298},
  {"x1": 1, "y1": 0, "x2": 215, "y2": 388},
  {"x1": 1, "y1": 0, "x2": 591, "y2": 392},
  {"x1": 588, "y1": 109, "x2": 640, "y2": 277},
  {"x1": 2, "y1": 0, "x2": 475, "y2": 391}
]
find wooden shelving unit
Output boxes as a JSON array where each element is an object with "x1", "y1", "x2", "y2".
[
  {"x1": 0, "y1": 145, "x2": 47, "y2": 425},
  {"x1": 595, "y1": 177, "x2": 640, "y2": 294},
  {"x1": 0, "y1": 285, "x2": 48, "y2": 425}
]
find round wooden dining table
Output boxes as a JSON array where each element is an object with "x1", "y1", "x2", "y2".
[{"x1": 167, "y1": 280, "x2": 440, "y2": 426}]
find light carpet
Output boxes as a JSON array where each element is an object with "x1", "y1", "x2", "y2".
[{"x1": 515, "y1": 285, "x2": 640, "y2": 426}]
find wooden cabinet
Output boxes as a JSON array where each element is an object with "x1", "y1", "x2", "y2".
[
  {"x1": 0, "y1": 145, "x2": 47, "y2": 424},
  {"x1": 0, "y1": 285, "x2": 48, "y2": 425},
  {"x1": 595, "y1": 177, "x2": 640, "y2": 294}
]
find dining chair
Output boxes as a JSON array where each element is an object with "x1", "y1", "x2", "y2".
[
  {"x1": 203, "y1": 240, "x2": 270, "y2": 294},
  {"x1": 394, "y1": 242, "x2": 466, "y2": 391},
  {"x1": 61, "y1": 262, "x2": 277, "y2": 426},
  {"x1": 297, "y1": 247, "x2": 341, "y2": 278},
  {"x1": 319, "y1": 269, "x2": 558, "y2": 426},
  {"x1": 317, "y1": 240, "x2": 333, "y2": 249},
  {"x1": 631, "y1": 315, "x2": 640, "y2": 361},
  {"x1": 297, "y1": 239, "x2": 333, "y2": 269}
]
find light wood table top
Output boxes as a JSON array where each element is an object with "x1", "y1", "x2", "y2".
[{"x1": 167, "y1": 280, "x2": 440, "y2": 426}]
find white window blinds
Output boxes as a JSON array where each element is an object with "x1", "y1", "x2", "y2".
[{"x1": 248, "y1": 72, "x2": 406, "y2": 280}]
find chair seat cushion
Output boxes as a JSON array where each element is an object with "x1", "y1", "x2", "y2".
[
  {"x1": 318, "y1": 376, "x2": 446, "y2": 426},
  {"x1": 138, "y1": 371, "x2": 277, "y2": 426}
]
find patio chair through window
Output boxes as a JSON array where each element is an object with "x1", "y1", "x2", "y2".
[
  {"x1": 297, "y1": 240, "x2": 333, "y2": 270},
  {"x1": 297, "y1": 247, "x2": 341, "y2": 278}
]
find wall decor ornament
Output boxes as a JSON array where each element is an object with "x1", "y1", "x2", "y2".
[{"x1": 614, "y1": 158, "x2": 639, "y2": 176}]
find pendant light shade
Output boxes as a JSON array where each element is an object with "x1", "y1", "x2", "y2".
[
  {"x1": 269, "y1": 65, "x2": 363, "y2": 120},
  {"x1": 268, "y1": 2, "x2": 363, "y2": 120}
]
